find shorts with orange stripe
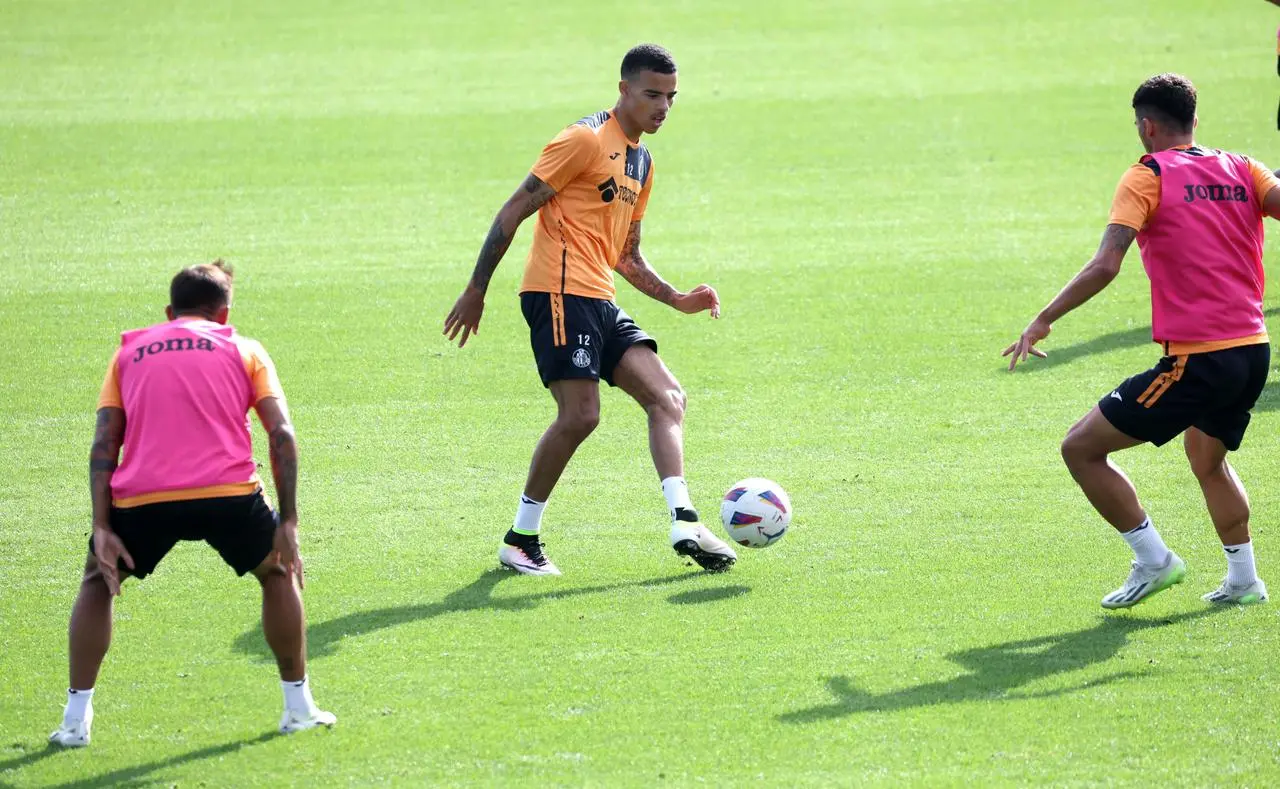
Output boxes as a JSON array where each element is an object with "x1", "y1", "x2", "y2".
[
  {"x1": 1098, "y1": 343, "x2": 1269, "y2": 451},
  {"x1": 520, "y1": 292, "x2": 656, "y2": 387}
]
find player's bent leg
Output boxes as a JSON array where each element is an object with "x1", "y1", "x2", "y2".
[
  {"x1": 612, "y1": 344, "x2": 736, "y2": 572},
  {"x1": 1184, "y1": 428, "x2": 1250, "y2": 546},
  {"x1": 525, "y1": 379, "x2": 600, "y2": 502},
  {"x1": 1062, "y1": 407, "x2": 1186, "y2": 608},
  {"x1": 1060, "y1": 407, "x2": 1147, "y2": 532},
  {"x1": 612, "y1": 344, "x2": 686, "y2": 480},
  {"x1": 51, "y1": 553, "x2": 119, "y2": 747},
  {"x1": 252, "y1": 558, "x2": 335, "y2": 733},
  {"x1": 500, "y1": 379, "x2": 599, "y2": 575},
  {"x1": 1185, "y1": 428, "x2": 1267, "y2": 604},
  {"x1": 69, "y1": 553, "x2": 117, "y2": 692},
  {"x1": 254, "y1": 560, "x2": 306, "y2": 682}
]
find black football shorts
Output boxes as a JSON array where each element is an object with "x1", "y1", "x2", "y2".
[
  {"x1": 90, "y1": 491, "x2": 278, "y2": 579},
  {"x1": 521, "y1": 292, "x2": 657, "y2": 387},
  {"x1": 1098, "y1": 343, "x2": 1269, "y2": 451}
]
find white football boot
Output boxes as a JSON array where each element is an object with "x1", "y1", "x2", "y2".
[
  {"x1": 1101, "y1": 551, "x2": 1186, "y2": 609},
  {"x1": 1202, "y1": 577, "x2": 1268, "y2": 605},
  {"x1": 671, "y1": 519, "x2": 737, "y2": 573},
  {"x1": 48, "y1": 708, "x2": 92, "y2": 748},
  {"x1": 279, "y1": 707, "x2": 337, "y2": 734},
  {"x1": 498, "y1": 541, "x2": 561, "y2": 576}
]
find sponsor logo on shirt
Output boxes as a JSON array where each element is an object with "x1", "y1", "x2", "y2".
[
  {"x1": 596, "y1": 177, "x2": 639, "y2": 206},
  {"x1": 1183, "y1": 184, "x2": 1249, "y2": 203},
  {"x1": 131, "y1": 336, "x2": 216, "y2": 363}
]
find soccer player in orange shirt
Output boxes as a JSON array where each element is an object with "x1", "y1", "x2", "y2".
[
  {"x1": 1005, "y1": 74, "x2": 1280, "y2": 609},
  {"x1": 443, "y1": 44, "x2": 737, "y2": 575}
]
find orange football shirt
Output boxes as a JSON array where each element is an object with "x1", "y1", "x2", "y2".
[{"x1": 520, "y1": 110, "x2": 655, "y2": 300}]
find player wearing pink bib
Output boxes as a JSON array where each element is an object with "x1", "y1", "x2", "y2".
[
  {"x1": 49, "y1": 261, "x2": 335, "y2": 748},
  {"x1": 1005, "y1": 74, "x2": 1280, "y2": 609}
]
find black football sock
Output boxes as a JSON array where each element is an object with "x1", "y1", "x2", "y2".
[{"x1": 673, "y1": 507, "x2": 700, "y2": 524}]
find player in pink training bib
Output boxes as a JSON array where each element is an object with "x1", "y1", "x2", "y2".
[
  {"x1": 48, "y1": 261, "x2": 335, "y2": 748},
  {"x1": 1004, "y1": 74, "x2": 1280, "y2": 610}
]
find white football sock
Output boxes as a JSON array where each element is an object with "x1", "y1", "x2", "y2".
[
  {"x1": 1120, "y1": 517, "x2": 1170, "y2": 567},
  {"x1": 64, "y1": 687, "x2": 94, "y2": 724},
  {"x1": 661, "y1": 476, "x2": 692, "y2": 516},
  {"x1": 1224, "y1": 542, "x2": 1258, "y2": 587},
  {"x1": 512, "y1": 495, "x2": 546, "y2": 537},
  {"x1": 282, "y1": 676, "x2": 318, "y2": 715}
]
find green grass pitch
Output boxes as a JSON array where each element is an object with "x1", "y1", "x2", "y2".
[{"x1": 3, "y1": 0, "x2": 1280, "y2": 785}]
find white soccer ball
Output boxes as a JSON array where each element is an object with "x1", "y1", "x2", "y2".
[{"x1": 720, "y1": 478, "x2": 791, "y2": 548}]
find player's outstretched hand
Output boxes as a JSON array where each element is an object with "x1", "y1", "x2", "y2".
[
  {"x1": 1002, "y1": 318, "x2": 1051, "y2": 371},
  {"x1": 674, "y1": 284, "x2": 721, "y2": 318},
  {"x1": 443, "y1": 284, "x2": 486, "y2": 347},
  {"x1": 92, "y1": 525, "x2": 134, "y2": 596},
  {"x1": 274, "y1": 516, "x2": 305, "y2": 589}
]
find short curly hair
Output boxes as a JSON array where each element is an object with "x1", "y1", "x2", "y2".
[
  {"x1": 170, "y1": 259, "x2": 234, "y2": 315},
  {"x1": 621, "y1": 44, "x2": 676, "y2": 80},
  {"x1": 1132, "y1": 73, "x2": 1196, "y2": 133}
]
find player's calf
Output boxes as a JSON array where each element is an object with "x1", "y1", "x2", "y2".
[
  {"x1": 51, "y1": 557, "x2": 117, "y2": 748},
  {"x1": 253, "y1": 558, "x2": 336, "y2": 733}
]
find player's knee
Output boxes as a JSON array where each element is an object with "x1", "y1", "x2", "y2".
[
  {"x1": 1186, "y1": 451, "x2": 1226, "y2": 482},
  {"x1": 559, "y1": 404, "x2": 600, "y2": 439},
  {"x1": 253, "y1": 560, "x2": 288, "y2": 584},
  {"x1": 653, "y1": 386, "x2": 686, "y2": 423},
  {"x1": 1060, "y1": 431, "x2": 1095, "y2": 469},
  {"x1": 80, "y1": 563, "x2": 108, "y2": 593}
]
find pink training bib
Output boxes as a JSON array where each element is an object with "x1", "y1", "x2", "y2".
[
  {"x1": 1135, "y1": 148, "x2": 1265, "y2": 344},
  {"x1": 109, "y1": 319, "x2": 258, "y2": 501}
]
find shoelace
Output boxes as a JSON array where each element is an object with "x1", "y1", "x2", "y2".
[
  {"x1": 523, "y1": 542, "x2": 549, "y2": 566},
  {"x1": 1123, "y1": 561, "x2": 1151, "y2": 587}
]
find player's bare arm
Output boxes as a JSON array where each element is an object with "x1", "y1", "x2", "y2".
[
  {"x1": 443, "y1": 173, "x2": 558, "y2": 347},
  {"x1": 615, "y1": 220, "x2": 720, "y2": 318},
  {"x1": 1263, "y1": 184, "x2": 1280, "y2": 218},
  {"x1": 256, "y1": 395, "x2": 304, "y2": 586},
  {"x1": 1003, "y1": 223, "x2": 1137, "y2": 370},
  {"x1": 89, "y1": 406, "x2": 132, "y2": 594}
]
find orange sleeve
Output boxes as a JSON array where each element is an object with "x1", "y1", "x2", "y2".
[
  {"x1": 530, "y1": 125, "x2": 597, "y2": 192},
  {"x1": 1107, "y1": 164, "x2": 1160, "y2": 231},
  {"x1": 632, "y1": 159, "x2": 655, "y2": 222},
  {"x1": 1245, "y1": 157, "x2": 1280, "y2": 207},
  {"x1": 238, "y1": 339, "x2": 285, "y2": 405},
  {"x1": 97, "y1": 349, "x2": 123, "y2": 410}
]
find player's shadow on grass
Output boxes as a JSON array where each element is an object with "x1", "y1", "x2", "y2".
[
  {"x1": 0, "y1": 731, "x2": 276, "y2": 789},
  {"x1": 0, "y1": 745, "x2": 64, "y2": 784},
  {"x1": 235, "y1": 569, "x2": 734, "y2": 661},
  {"x1": 668, "y1": 585, "x2": 750, "y2": 605},
  {"x1": 779, "y1": 607, "x2": 1227, "y2": 724}
]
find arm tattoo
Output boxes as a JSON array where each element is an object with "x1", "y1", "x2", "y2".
[
  {"x1": 614, "y1": 221, "x2": 678, "y2": 306},
  {"x1": 469, "y1": 174, "x2": 556, "y2": 293},
  {"x1": 1099, "y1": 223, "x2": 1137, "y2": 255},
  {"x1": 267, "y1": 422, "x2": 299, "y2": 523},
  {"x1": 89, "y1": 408, "x2": 125, "y2": 526},
  {"x1": 469, "y1": 217, "x2": 510, "y2": 293}
]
